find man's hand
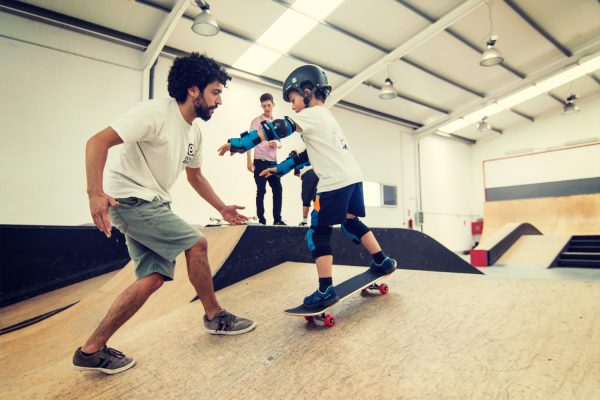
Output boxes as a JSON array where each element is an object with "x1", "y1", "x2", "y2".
[
  {"x1": 259, "y1": 167, "x2": 277, "y2": 178},
  {"x1": 219, "y1": 205, "x2": 248, "y2": 225},
  {"x1": 88, "y1": 192, "x2": 119, "y2": 238},
  {"x1": 247, "y1": 161, "x2": 255, "y2": 173}
]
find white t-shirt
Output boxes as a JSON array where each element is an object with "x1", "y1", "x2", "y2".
[
  {"x1": 292, "y1": 106, "x2": 362, "y2": 192},
  {"x1": 106, "y1": 98, "x2": 202, "y2": 203}
]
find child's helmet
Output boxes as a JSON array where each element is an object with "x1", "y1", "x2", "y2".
[{"x1": 282, "y1": 65, "x2": 331, "y2": 102}]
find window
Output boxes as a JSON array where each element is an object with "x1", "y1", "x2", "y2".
[{"x1": 363, "y1": 181, "x2": 397, "y2": 207}]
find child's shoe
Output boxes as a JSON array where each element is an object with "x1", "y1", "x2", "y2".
[
  {"x1": 302, "y1": 285, "x2": 339, "y2": 310},
  {"x1": 369, "y1": 257, "x2": 397, "y2": 274}
]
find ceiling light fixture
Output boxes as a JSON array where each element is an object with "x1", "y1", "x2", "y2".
[
  {"x1": 562, "y1": 94, "x2": 580, "y2": 115},
  {"x1": 379, "y1": 64, "x2": 397, "y2": 100},
  {"x1": 476, "y1": 116, "x2": 492, "y2": 132},
  {"x1": 192, "y1": 0, "x2": 219, "y2": 36},
  {"x1": 379, "y1": 78, "x2": 396, "y2": 100},
  {"x1": 480, "y1": 1, "x2": 503, "y2": 67}
]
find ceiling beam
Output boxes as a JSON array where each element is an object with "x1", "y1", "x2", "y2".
[
  {"x1": 395, "y1": 0, "x2": 526, "y2": 80},
  {"x1": 141, "y1": 0, "x2": 187, "y2": 69},
  {"x1": 271, "y1": 0, "x2": 484, "y2": 99},
  {"x1": 136, "y1": 0, "x2": 443, "y2": 117},
  {"x1": 414, "y1": 36, "x2": 600, "y2": 139},
  {"x1": 327, "y1": 0, "x2": 486, "y2": 106},
  {"x1": 141, "y1": 0, "x2": 188, "y2": 100},
  {"x1": 504, "y1": 0, "x2": 572, "y2": 57}
]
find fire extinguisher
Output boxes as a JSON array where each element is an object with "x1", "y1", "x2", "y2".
[{"x1": 407, "y1": 209, "x2": 413, "y2": 229}]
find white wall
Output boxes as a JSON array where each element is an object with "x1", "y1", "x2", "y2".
[
  {"x1": 0, "y1": 13, "x2": 141, "y2": 225},
  {"x1": 0, "y1": 14, "x2": 415, "y2": 229},
  {"x1": 418, "y1": 135, "x2": 474, "y2": 251},
  {"x1": 471, "y1": 94, "x2": 600, "y2": 216}
]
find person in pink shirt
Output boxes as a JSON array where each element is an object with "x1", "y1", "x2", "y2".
[{"x1": 246, "y1": 93, "x2": 285, "y2": 225}]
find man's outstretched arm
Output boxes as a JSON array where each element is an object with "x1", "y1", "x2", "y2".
[{"x1": 185, "y1": 167, "x2": 247, "y2": 225}]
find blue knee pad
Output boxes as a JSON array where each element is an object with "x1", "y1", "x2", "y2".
[
  {"x1": 341, "y1": 217, "x2": 370, "y2": 244},
  {"x1": 306, "y1": 226, "x2": 332, "y2": 259}
]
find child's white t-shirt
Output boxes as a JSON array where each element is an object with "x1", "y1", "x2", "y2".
[{"x1": 292, "y1": 106, "x2": 363, "y2": 192}]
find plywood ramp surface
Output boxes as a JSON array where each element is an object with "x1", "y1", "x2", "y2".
[
  {"x1": 0, "y1": 225, "x2": 246, "y2": 384},
  {"x1": 1, "y1": 263, "x2": 598, "y2": 400},
  {"x1": 495, "y1": 235, "x2": 571, "y2": 267},
  {"x1": 482, "y1": 194, "x2": 600, "y2": 239},
  {"x1": 0, "y1": 270, "x2": 119, "y2": 330}
]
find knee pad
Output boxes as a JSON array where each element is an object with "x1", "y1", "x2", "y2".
[
  {"x1": 306, "y1": 226, "x2": 332, "y2": 259},
  {"x1": 341, "y1": 217, "x2": 370, "y2": 244}
]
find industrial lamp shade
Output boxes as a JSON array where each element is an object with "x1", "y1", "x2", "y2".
[
  {"x1": 562, "y1": 94, "x2": 580, "y2": 115},
  {"x1": 480, "y1": 39, "x2": 503, "y2": 66},
  {"x1": 192, "y1": 9, "x2": 220, "y2": 36},
  {"x1": 379, "y1": 78, "x2": 396, "y2": 100},
  {"x1": 476, "y1": 117, "x2": 492, "y2": 132}
]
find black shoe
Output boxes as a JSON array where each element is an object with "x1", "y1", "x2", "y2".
[
  {"x1": 258, "y1": 219, "x2": 266, "y2": 225},
  {"x1": 273, "y1": 221, "x2": 287, "y2": 226}
]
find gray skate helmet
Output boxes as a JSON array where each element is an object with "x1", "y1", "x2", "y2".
[{"x1": 282, "y1": 64, "x2": 331, "y2": 103}]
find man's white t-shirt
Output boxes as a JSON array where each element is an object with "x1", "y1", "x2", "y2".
[
  {"x1": 291, "y1": 106, "x2": 362, "y2": 192},
  {"x1": 106, "y1": 98, "x2": 202, "y2": 203}
]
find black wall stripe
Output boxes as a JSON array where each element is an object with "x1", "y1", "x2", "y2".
[{"x1": 486, "y1": 177, "x2": 600, "y2": 201}]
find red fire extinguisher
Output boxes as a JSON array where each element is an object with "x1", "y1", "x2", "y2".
[{"x1": 407, "y1": 209, "x2": 414, "y2": 229}]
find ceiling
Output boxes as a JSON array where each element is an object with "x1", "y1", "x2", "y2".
[{"x1": 2, "y1": 0, "x2": 599, "y2": 142}]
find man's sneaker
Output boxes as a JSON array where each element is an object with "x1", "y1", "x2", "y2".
[
  {"x1": 369, "y1": 257, "x2": 397, "y2": 275},
  {"x1": 303, "y1": 285, "x2": 339, "y2": 310},
  {"x1": 72, "y1": 346, "x2": 135, "y2": 375},
  {"x1": 273, "y1": 220, "x2": 287, "y2": 226},
  {"x1": 298, "y1": 221, "x2": 308, "y2": 226},
  {"x1": 204, "y1": 310, "x2": 256, "y2": 335}
]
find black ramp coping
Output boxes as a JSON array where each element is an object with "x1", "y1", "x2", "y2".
[{"x1": 213, "y1": 226, "x2": 481, "y2": 291}]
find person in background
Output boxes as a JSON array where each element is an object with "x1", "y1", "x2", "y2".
[
  {"x1": 295, "y1": 160, "x2": 319, "y2": 227},
  {"x1": 246, "y1": 93, "x2": 285, "y2": 225}
]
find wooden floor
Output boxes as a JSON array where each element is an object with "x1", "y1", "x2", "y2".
[{"x1": 1, "y1": 262, "x2": 598, "y2": 400}]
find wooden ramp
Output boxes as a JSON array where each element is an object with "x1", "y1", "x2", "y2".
[
  {"x1": 495, "y1": 235, "x2": 571, "y2": 267},
  {"x1": 1, "y1": 262, "x2": 598, "y2": 400},
  {"x1": 0, "y1": 225, "x2": 246, "y2": 384},
  {"x1": 0, "y1": 270, "x2": 119, "y2": 330},
  {"x1": 481, "y1": 194, "x2": 600, "y2": 239}
]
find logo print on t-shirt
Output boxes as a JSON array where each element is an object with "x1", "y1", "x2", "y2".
[{"x1": 183, "y1": 143, "x2": 195, "y2": 165}]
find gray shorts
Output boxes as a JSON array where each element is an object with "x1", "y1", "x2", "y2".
[{"x1": 109, "y1": 197, "x2": 204, "y2": 281}]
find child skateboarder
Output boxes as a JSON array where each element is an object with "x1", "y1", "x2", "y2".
[{"x1": 218, "y1": 65, "x2": 396, "y2": 310}]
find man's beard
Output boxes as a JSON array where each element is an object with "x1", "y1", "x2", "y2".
[{"x1": 194, "y1": 99, "x2": 216, "y2": 121}]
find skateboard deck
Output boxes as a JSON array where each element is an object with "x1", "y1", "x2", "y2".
[{"x1": 284, "y1": 268, "x2": 392, "y2": 327}]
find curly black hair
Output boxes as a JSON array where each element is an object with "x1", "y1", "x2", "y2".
[{"x1": 167, "y1": 52, "x2": 231, "y2": 102}]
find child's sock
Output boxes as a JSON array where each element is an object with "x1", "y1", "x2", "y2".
[
  {"x1": 372, "y1": 251, "x2": 386, "y2": 265},
  {"x1": 302, "y1": 216, "x2": 308, "y2": 223},
  {"x1": 319, "y1": 277, "x2": 333, "y2": 292}
]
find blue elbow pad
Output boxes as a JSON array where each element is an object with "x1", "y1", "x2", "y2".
[
  {"x1": 275, "y1": 150, "x2": 310, "y2": 177},
  {"x1": 228, "y1": 129, "x2": 261, "y2": 153},
  {"x1": 274, "y1": 157, "x2": 296, "y2": 177},
  {"x1": 261, "y1": 117, "x2": 297, "y2": 141}
]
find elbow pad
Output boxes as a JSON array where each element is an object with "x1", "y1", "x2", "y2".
[
  {"x1": 227, "y1": 129, "x2": 261, "y2": 153},
  {"x1": 261, "y1": 116, "x2": 297, "y2": 141},
  {"x1": 275, "y1": 150, "x2": 310, "y2": 177}
]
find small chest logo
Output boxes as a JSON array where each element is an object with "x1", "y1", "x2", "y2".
[{"x1": 183, "y1": 143, "x2": 195, "y2": 165}]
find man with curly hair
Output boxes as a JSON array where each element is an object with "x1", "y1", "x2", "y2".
[{"x1": 73, "y1": 53, "x2": 255, "y2": 375}]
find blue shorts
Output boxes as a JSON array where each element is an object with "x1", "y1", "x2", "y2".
[{"x1": 311, "y1": 183, "x2": 366, "y2": 226}]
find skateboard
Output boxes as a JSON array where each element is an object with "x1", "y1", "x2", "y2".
[{"x1": 284, "y1": 268, "x2": 392, "y2": 328}]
